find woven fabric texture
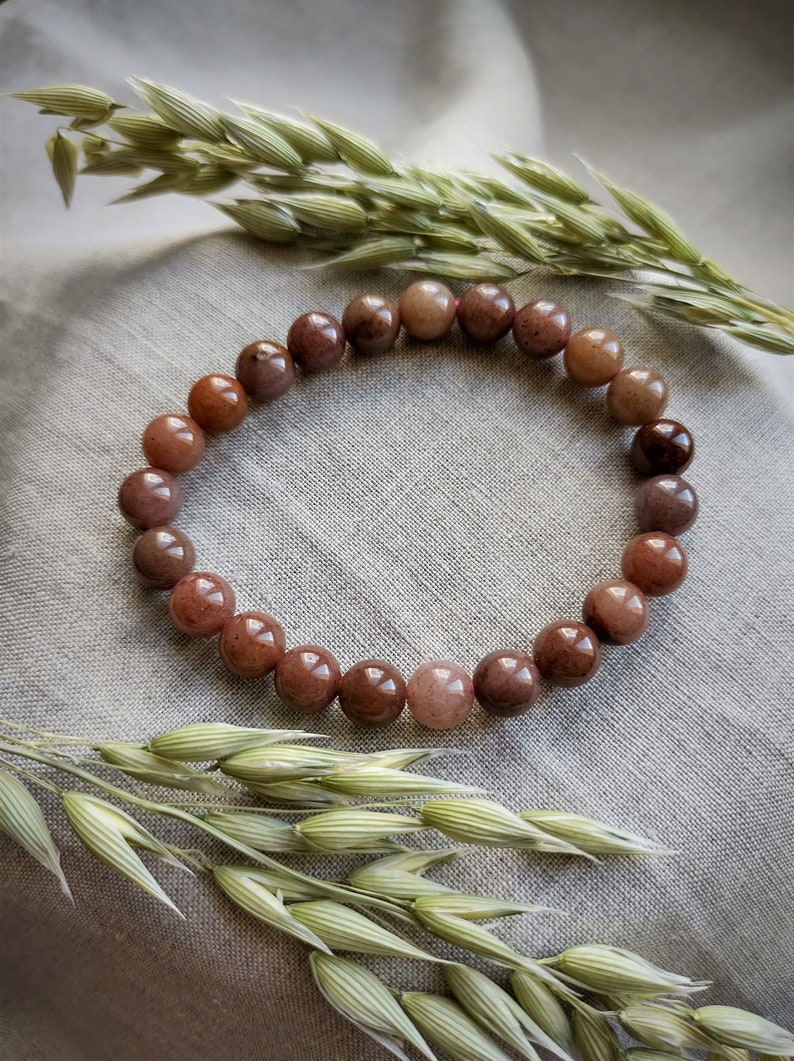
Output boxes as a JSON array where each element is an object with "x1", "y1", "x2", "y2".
[{"x1": 1, "y1": 1, "x2": 792, "y2": 1058}]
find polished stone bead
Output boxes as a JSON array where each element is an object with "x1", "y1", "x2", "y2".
[
  {"x1": 219, "y1": 611, "x2": 286, "y2": 678},
  {"x1": 342, "y1": 294, "x2": 400, "y2": 356},
  {"x1": 456, "y1": 283, "x2": 515, "y2": 343},
  {"x1": 339, "y1": 659, "x2": 406, "y2": 728},
  {"x1": 132, "y1": 525, "x2": 195, "y2": 589},
  {"x1": 169, "y1": 571, "x2": 236, "y2": 638},
  {"x1": 635, "y1": 474, "x2": 699, "y2": 535},
  {"x1": 274, "y1": 644, "x2": 341, "y2": 714},
  {"x1": 533, "y1": 621, "x2": 601, "y2": 687},
  {"x1": 582, "y1": 579, "x2": 649, "y2": 645},
  {"x1": 631, "y1": 419, "x2": 694, "y2": 476},
  {"x1": 118, "y1": 467, "x2": 183, "y2": 530},
  {"x1": 188, "y1": 374, "x2": 248, "y2": 433},
  {"x1": 606, "y1": 367, "x2": 668, "y2": 425},
  {"x1": 398, "y1": 280, "x2": 456, "y2": 340},
  {"x1": 621, "y1": 532, "x2": 687, "y2": 596},
  {"x1": 473, "y1": 649, "x2": 540, "y2": 717},
  {"x1": 512, "y1": 299, "x2": 571, "y2": 359},
  {"x1": 142, "y1": 414, "x2": 205, "y2": 473},
  {"x1": 563, "y1": 327, "x2": 624, "y2": 387},
  {"x1": 235, "y1": 340, "x2": 295, "y2": 400},
  {"x1": 287, "y1": 312, "x2": 346, "y2": 372},
  {"x1": 406, "y1": 660, "x2": 474, "y2": 730}
]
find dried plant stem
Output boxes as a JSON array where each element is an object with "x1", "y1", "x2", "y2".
[{"x1": 11, "y1": 79, "x2": 794, "y2": 355}]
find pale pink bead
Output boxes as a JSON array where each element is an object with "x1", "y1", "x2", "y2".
[{"x1": 406, "y1": 660, "x2": 474, "y2": 730}]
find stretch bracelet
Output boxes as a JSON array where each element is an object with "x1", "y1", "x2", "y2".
[{"x1": 118, "y1": 280, "x2": 698, "y2": 730}]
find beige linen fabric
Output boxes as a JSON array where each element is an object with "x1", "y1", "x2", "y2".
[{"x1": 1, "y1": 1, "x2": 793, "y2": 1058}]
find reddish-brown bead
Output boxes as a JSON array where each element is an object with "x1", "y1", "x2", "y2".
[
  {"x1": 606, "y1": 367, "x2": 668, "y2": 425},
  {"x1": 406, "y1": 660, "x2": 474, "y2": 730},
  {"x1": 118, "y1": 467, "x2": 183, "y2": 530},
  {"x1": 533, "y1": 621, "x2": 601, "y2": 687},
  {"x1": 513, "y1": 299, "x2": 571, "y2": 359},
  {"x1": 473, "y1": 649, "x2": 541, "y2": 717},
  {"x1": 339, "y1": 659, "x2": 406, "y2": 728},
  {"x1": 635, "y1": 475, "x2": 699, "y2": 535},
  {"x1": 188, "y1": 374, "x2": 248, "y2": 433},
  {"x1": 169, "y1": 572, "x2": 236, "y2": 638},
  {"x1": 142, "y1": 414, "x2": 205, "y2": 473},
  {"x1": 219, "y1": 612, "x2": 286, "y2": 678},
  {"x1": 342, "y1": 294, "x2": 401, "y2": 356},
  {"x1": 582, "y1": 579, "x2": 649, "y2": 645},
  {"x1": 287, "y1": 312, "x2": 346, "y2": 372},
  {"x1": 631, "y1": 419, "x2": 694, "y2": 476},
  {"x1": 456, "y1": 283, "x2": 515, "y2": 344},
  {"x1": 132, "y1": 525, "x2": 195, "y2": 589},
  {"x1": 274, "y1": 645, "x2": 342, "y2": 714},
  {"x1": 235, "y1": 340, "x2": 295, "y2": 401},
  {"x1": 621, "y1": 532, "x2": 688, "y2": 596}
]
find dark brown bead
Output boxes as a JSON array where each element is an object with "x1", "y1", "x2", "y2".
[
  {"x1": 635, "y1": 474, "x2": 699, "y2": 535},
  {"x1": 582, "y1": 579, "x2": 649, "y2": 645},
  {"x1": 406, "y1": 660, "x2": 473, "y2": 730},
  {"x1": 118, "y1": 467, "x2": 183, "y2": 530},
  {"x1": 339, "y1": 659, "x2": 406, "y2": 728},
  {"x1": 188, "y1": 374, "x2": 248, "y2": 433},
  {"x1": 169, "y1": 571, "x2": 236, "y2": 638},
  {"x1": 342, "y1": 294, "x2": 401, "y2": 356},
  {"x1": 274, "y1": 644, "x2": 341, "y2": 714},
  {"x1": 513, "y1": 299, "x2": 571, "y2": 359},
  {"x1": 457, "y1": 283, "x2": 515, "y2": 344},
  {"x1": 622, "y1": 532, "x2": 687, "y2": 596},
  {"x1": 133, "y1": 525, "x2": 195, "y2": 589},
  {"x1": 142, "y1": 414, "x2": 205, "y2": 473},
  {"x1": 606, "y1": 368, "x2": 668, "y2": 425},
  {"x1": 287, "y1": 312, "x2": 346, "y2": 372},
  {"x1": 473, "y1": 649, "x2": 541, "y2": 717},
  {"x1": 563, "y1": 327, "x2": 624, "y2": 387},
  {"x1": 631, "y1": 419, "x2": 694, "y2": 476},
  {"x1": 398, "y1": 280, "x2": 456, "y2": 340},
  {"x1": 235, "y1": 340, "x2": 295, "y2": 400},
  {"x1": 533, "y1": 621, "x2": 601, "y2": 687},
  {"x1": 219, "y1": 612, "x2": 286, "y2": 678}
]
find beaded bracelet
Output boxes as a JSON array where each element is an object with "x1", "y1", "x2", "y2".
[{"x1": 118, "y1": 280, "x2": 698, "y2": 731}]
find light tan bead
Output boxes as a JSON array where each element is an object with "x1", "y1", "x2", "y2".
[
  {"x1": 606, "y1": 367, "x2": 668, "y2": 425},
  {"x1": 398, "y1": 280, "x2": 457, "y2": 340},
  {"x1": 563, "y1": 328, "x2": 624, "y2": 387}
]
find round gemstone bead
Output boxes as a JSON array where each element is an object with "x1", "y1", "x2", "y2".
[
  {"x1": 456, "y1": 283, "x2": 515, "y2": 343},
  {"x1": 621, "y1": 532, "x2": 687, "y2": 596},
  {"x1": 533, "y1": 621, "x2": 601, "y2": 687},
  {"x1": 635, "y1": 474, "x2": 699, "y2": 535},
  {"x1": 118, "y1": 467, "x2": 183, "y2": 530},
  {"x1": 582, "y1": 579, "x2": 649, "y2": 645},
  {"x1": 132, "y1": 525, "x2": 195, "y2": 589},
  {"x1": 169, "y1": 572, "x2": 236, "y2": 638},
  {"x1": 513, "y1": 299, "x2": 571, "y2": 359},
  {"x1": 142, "y1": 414, "x2": 205, "y2": 473},
  {"x1": 235, "y1": 340, "x2": 295, "y2": 401},
  {"x1": 287, "y1": 312, "x2": 346, "y2": 372},
  {"x1": 338, "y1": 659, "x2": 406, "y2": 728},
  {"x1": 398, "y1": 280, "x2": 456, "y2": 340},
  {"x1": 606, "y1": 367, "x2": 668, "y2": 425},
  {"x1": 342, "y1": 294, "x2": 400, "y2": 356},
  {"x1": 563, "y1": 327, "x2": 624, "y2": 387},
  {"x1": 188, "y1": 374, "x2": 248, "y2": 433},
  {"x1": 473, "y1": 649, "x2": 541, "y2": 717},
  {"x1": 274, "y1": 645, "x2": 341, "y2": 714},
  {"x1": 631, "y1": 419, "x2": 694, "y2": 476},
  {"x1": 406, "y1": 660, "x2": 474, "y2": 730},
  {"x1": 219, "y1": 611, "x2": 286, "y2": 678}
]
